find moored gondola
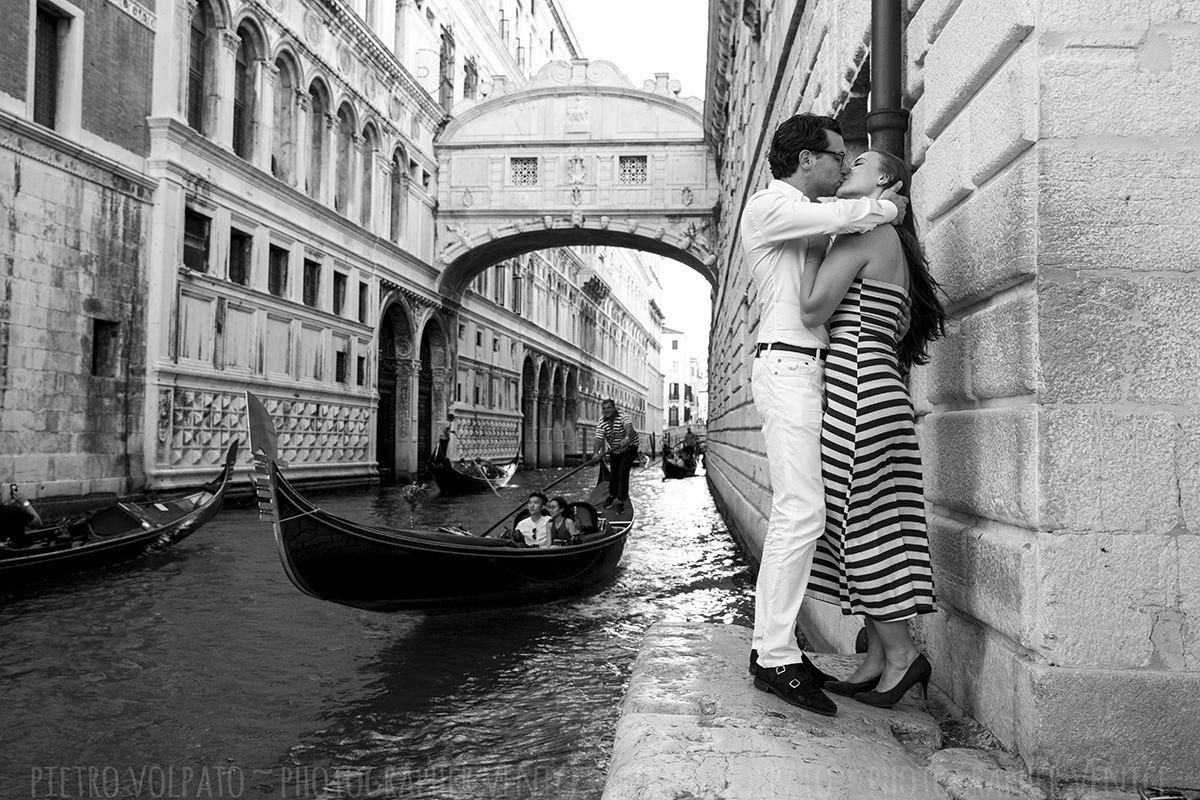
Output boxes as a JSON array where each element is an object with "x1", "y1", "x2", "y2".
[
  {"x1": 0, "y1": 442, "x2": 238, "y2": 585},
  {"x1": 246, "y1": 392, "x2": 633, "y2": 612}
]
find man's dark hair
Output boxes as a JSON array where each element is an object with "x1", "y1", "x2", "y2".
[
  {"x1": 768, "y1": 114, "x2": 841, "y2": 179},
  {"x1": 528, "y1": 491, "x2": 548, "y2": 503}
]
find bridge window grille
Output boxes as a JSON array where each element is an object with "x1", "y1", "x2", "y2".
[
  {"x1": 619, "y1": 156, "x2": 648, "y2": 184},
  {"x1": 510, "y1": 157, "x2": 538, "y2": 185}
]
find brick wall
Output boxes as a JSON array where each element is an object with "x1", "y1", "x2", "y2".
[
  {"x1": 0, "y1": 0, "x2": 28, "y2": 101},
  {"x1": 81, "y1": 0, "x2": 155, "y2": 156}
]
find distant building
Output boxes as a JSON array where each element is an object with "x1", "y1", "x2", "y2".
[{"x1": 662, "y1": 327, "x2": 705, "y2": 436}]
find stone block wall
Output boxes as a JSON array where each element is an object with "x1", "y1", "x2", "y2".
[
  {"x1": 705, "y1": 0, "x2": 1200, "y2": 788},
  {"x1": 0, "y1": 126, "x2": 154, "y2": 499}
]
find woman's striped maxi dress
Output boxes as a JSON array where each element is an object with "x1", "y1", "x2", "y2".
[{"x1": 807, "y1": 277, "x2": 937, "y2": 621}]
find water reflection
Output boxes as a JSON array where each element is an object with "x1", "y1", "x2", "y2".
[{"x1": 0, "y1": 465, "x2": 753, "y2": 800}]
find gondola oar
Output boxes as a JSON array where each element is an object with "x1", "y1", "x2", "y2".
[
  {"x1": 477, "y1": 459, "x2": 598, "y2": 537},
  {"x1": 455, "y1": 437, "x2": 503, "y2": 498}
]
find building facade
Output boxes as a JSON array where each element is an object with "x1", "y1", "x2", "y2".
[
  {"x1": 0, "y1": 0, "x2": 158, "y2": 498},
  {"x1": 703, "y1": 0, "x2": 1200, "y2": 789},
  {"x1": 0, "y1": 0, "x2": 669, "y2": 497},
  {"x1": 661, "y1": 327, "x2": 707, "y2": 438}
]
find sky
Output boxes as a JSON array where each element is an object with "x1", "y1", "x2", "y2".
[{"x1": 556, "y1": 0, "x2": 714, "y2": 357}]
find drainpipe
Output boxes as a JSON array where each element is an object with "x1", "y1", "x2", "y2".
[{"x1": 867, "y1": 0, "x2": 909, "y2": 158}]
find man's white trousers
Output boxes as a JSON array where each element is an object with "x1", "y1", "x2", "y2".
[{"x1": 750, "y1": 351, "x2": 826, "y2": 668}]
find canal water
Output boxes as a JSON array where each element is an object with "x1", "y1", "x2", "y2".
[{"x1": 0, "y1": 465, "x2": 755, "y2": 800}]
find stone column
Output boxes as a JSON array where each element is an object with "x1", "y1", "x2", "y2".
[
  {"x1": 377, "y1": 154, "x2": 393, "y2": 240},
  {"x1": 255, "y1": 59, "x2": 277, "y2": 173},
  {"x1": 215, "y1": 29, "x2": 239, "y2": 149},
  {"x1": 396, "y1": 358, "x2": 418, "y2": 476},
  {"x1": 293, "y1": 89, "x2": 309, "y2": 191},
  {"x1": 537, "y1": 393, "x2": 552, "y2": 468},
  {"x1": 551, "y1": 395, "x2": 565, "y2": 466},
  {"x1": 324, "y1": 113, "x2": 338, "y2": 209},
  {"x1": 523, "y1": 389, "x2": 538, "y2": 468},
  {"x1": 348, "y1": 132, "x2": 363, "y2": 225}
]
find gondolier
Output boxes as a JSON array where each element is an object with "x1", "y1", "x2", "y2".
[{"x1": 593, "y1": 398, "x2": 637, "y2": 513}]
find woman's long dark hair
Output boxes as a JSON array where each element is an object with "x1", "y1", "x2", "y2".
[{"x1": 872, "y1": 150, "x2": 948, "y2": 373}]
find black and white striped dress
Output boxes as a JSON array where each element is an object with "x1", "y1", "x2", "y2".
[{"x1": 808, "y1": 277, "x2": 937, "y2": 621}]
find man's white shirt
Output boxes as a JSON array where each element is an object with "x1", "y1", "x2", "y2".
[
  {"x1": 740, "y1": 180, "x2": 897, "y2": 349},
  {"x1": 516, "y1": 515, "x2": 551, "y2": 548}
]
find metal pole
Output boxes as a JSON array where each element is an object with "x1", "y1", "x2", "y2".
[{"x1": 867, "y1": 0, "x2": 910, "y2": 158}]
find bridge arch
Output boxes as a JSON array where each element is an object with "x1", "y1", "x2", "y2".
[{"x1": 434, "y1": 59, "x2": 719, "y2": 298}]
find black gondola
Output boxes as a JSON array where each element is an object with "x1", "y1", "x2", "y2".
[
  {"x1": 428, "y1": 448, "x2": 519, "y2": 495},
  {"x1": 246, "y1": 392, "x2": 633, "y2": 612},
  {"x1": 661, "y1": 444, "x2": 699, "y2": 479},
  {"x1": 0, "y1": 441, "x2": 238, "y2": 585}
]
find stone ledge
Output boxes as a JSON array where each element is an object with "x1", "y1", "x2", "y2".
[{"x1": 602, "y1": 621, "x2": 950, "y2": 800}]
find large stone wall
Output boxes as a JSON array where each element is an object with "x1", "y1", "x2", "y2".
[
  {"x1": 0, "y1": 122, "x2": 154, "y2": 499},
  {"x1": 705, "y1": 0, "x2": 1200, "y2": 788}
]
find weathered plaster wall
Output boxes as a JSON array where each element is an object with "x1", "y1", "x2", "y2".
[{"x1": 705, "y1": 0, "x2": 1200, "y2": 788}]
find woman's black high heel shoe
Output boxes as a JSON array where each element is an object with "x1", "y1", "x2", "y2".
[
  {"x1": 824, "y1": 673, "x2": 881, "y2": 698},
  {"x1": 853, "y1": 654, "x2": 931, "y2": 708}
]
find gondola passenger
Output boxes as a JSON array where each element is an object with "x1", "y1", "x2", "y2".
[
  {"x1": 514, "y1": 491, "x2": 552, "y2": 548},
  {"x1": 546, "y1": 497, "x2": 579, "y2": 546}
]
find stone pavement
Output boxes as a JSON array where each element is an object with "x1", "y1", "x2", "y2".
[{"x1": 600, "y1": 622, "x2": 1044, "y2": 800}]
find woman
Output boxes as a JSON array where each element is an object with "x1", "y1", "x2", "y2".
[
  {"x1": 545, "y1": 497, "x2": 578, "y2": 547},
  {"x1": 798, "y1": 149, "x2": 947, "y2": 708}
]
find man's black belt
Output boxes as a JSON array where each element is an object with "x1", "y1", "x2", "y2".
[{"x1": 756, "y1": 342, "x2": 827, "y2": 359}]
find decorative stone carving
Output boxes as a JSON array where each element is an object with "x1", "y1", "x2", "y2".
[
  {"x1": 599, "y1": 216, "x2": 610, "y2": 229},
  {"x1": 571, "y1": 186, "x2": 582, "y2": 206},
  {"x1": 566, "y1": 96, "x2": 589, "y2": 125},
  {"x1": 682, "y1": 186, "x2": 693, "y2": 205},
  {"x1": 337, "y1": 45, "x2": 354, "y2": 75},
  {"x1": 410, "y1": 117, "x2": 421, "y2": 139},
  {"x1": 452, "y1": 223, "x2": 472, "y2": 246},
  {"x1": 567, "y1": 155, "x2": 586, "y2": 184},
  {"x1": 542, "y1": 215, "x2": 554, "y2": 229},
  {"x1": 488, "y1": 227, "x2": 500, "y2": 240},
  {"x1": 571, "y1": 210, "x2": 583, "y2": 227},
  {"x1": 654, "y1": 226, "x2": 666, "y2": 240},
  {"x1": 626, "y1": 219, "x2": 639, "y2": 233},
  {"x1": 462, "y1": 188, "x2": 473, "y2": 207},
  {"x1": 363, "y1": 70, "x2": 378, "y2": 99},
  {"x1": 303, "y1": 11, "x2": 322, "y2": 45},
  {"x1": 389, "y1": 95, "x2": 405, "y2": 122}
]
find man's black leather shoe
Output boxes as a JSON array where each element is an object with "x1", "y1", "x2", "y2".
[
  {"x1": 753, "y1": 663, "x2": 838, "y2": 716},
  {"x1": 748, "y1": 648, "x2": 837, "y2": 685}
]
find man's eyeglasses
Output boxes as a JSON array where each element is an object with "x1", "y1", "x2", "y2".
[{"x1": 809, "y1": 149, "x2": 847, "y2": 165}]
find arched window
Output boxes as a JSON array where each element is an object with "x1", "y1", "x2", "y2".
[
  {"x1": 335, "y1": 105, "x2": 354, "y2": 215},
  {"x1": 360, "y1": 125, "x2": 378, "y2": 229},
  {"x1": 272, "y1": 56, "x2": 296, "y2": 181},
  {"x1": 307, "y1": 83, "x2": 326, "y2": 200},
  {"x1": 232, "y1": 31, "x2": 254, "y2": 158},
  {"x1": 186, "y1": 4, "x2": 210, "y2": 132},
  {"x1": 389, "y1": 148, "x2": 405, "y2": 243}
]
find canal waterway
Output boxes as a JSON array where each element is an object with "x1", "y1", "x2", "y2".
[{"x1": 0, "y1": 464, "x2": 754, "y2": 800}]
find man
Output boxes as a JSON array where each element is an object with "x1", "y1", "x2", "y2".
[
  {"x1": 742, "y1": 113, "x2": 908, "y2": 716},
  {"x1": 682, "y1": 427, "x2": 698, "y2": 460},
  {"x1": 514, "y1": 491, "x2": 552, "y2": 548},
  {"x1": 592, "y1": 398, "x2": 637, "y2": 513},
  {"x1": 0, "y1": 484, "x2": 43, "y2": 547}
]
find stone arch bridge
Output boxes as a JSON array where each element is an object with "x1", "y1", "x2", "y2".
[{"x1": 434, "y1": 59, "x2": 719, "y2": 295}]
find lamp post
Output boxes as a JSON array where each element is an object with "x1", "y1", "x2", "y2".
[{"x1": 867, "y1": 0, "x2": 910, "y2": 158}]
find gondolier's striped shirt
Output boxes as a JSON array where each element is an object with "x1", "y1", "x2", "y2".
[{"x1": 596, "y1": 411, "x2": 634, "y2": 454}]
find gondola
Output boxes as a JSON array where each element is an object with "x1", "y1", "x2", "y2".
[
  {"x1": 427, "y1": 447, "x2": 519, "y2": 495},
  {"x1": 0, "y1": 441, "x2": 238, "y2": 585},
  {"x1": 661, "y1": 445, "x2": 699, "y2": 479},
  {"x1": 246, "y1": 392, "x2": 634, "y2": 612}
]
